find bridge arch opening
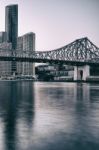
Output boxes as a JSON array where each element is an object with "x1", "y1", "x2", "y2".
[
  {"x1": 74, "y1": 65, "x2": 90, "y2": 81},
  {"x1": 80, "y1": 70, "x2": 83, "y2": 80}
]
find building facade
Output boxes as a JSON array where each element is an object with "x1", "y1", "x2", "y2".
[
  {"x1": 17, "y1": 36, "x2": 23, "y2": 75},
  {"x1": 17, "y1": 32, "x2": 35, "y2": 76}
]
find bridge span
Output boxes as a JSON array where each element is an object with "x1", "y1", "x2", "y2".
[{"x1": 0, "y1": 37, "x2": 99, "y2": 81}]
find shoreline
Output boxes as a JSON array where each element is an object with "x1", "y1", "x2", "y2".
[{"x1": 0, "y1": 79, "x2": 99, "y2": 83}]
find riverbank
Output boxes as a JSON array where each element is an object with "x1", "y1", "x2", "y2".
[{"x1": 1, "y1": 76, "x2": 99, "y2": 82}]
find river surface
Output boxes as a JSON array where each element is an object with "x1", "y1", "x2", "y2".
[{"x1": 0, "y1": 81, "x2": 99, "y2": 150}]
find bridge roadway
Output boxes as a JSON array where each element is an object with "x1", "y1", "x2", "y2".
[{"x1": 0, "y1": 55, "x2": 99, "y2": 67}]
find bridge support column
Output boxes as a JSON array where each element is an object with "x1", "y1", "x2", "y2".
[
  {"x1": 74, "y1": 66, "x2": 78, "y2": 81},
  {"x1": 74, "y1": 65, "x2": 90, "y2": 81}
]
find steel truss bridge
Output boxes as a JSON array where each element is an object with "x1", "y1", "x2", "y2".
[{"x1": 0, "y1": 37, "x2": 99, "y2": 66}]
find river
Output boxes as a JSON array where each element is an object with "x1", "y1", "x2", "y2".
[{"x1": 0, "y1": 81, "x2": 99, "y2": 150}]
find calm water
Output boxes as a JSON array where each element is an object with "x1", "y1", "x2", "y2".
[{"x1": 0, "y1": 81, "x2": 99, "y2": 150}]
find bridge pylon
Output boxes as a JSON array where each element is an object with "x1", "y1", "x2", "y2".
[{"x1": 74, "y1": 65, "x2": 90, "y2": 81}]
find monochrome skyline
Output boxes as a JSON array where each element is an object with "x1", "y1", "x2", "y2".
[{"x1": 0, "y1": 0, "x2": 99, "y2": 51}]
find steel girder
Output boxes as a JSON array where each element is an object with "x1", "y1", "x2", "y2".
[
  {"x1": 32, "y1": 37, "x2": 99, "y2": 63},
  {"x1": 0, "y1": 37, "x2": 99, "y2": 64}
]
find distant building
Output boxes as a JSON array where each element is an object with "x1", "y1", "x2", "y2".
[
  {"x1": 0, "y1": 42, "x2": 12, "y2": 49},
  {"x1": 17, "y1": 32, "x2": 35, "y2": 76},
  {"x1": 0, "y1": 32, "x2": 12, "y2": 76},
  {"x1": 36, "y1": 64, "x2": 74, "y2": 81},
  {"x1": 23, "y1": 32, "x2": 35, "y2": 76},
  {"x1": 0, "y1": 42, "x2": 12, "y2": 76},
  {"x1": 36, "y1": 64, "x2": 55, "y2": 72},
  {"x1": 17, "y1": 36, "x2": 23, "y2": 50},
  {"x1": 0, "y1": 4, "x2": 36, "y2": 77},
  {"x1": 5, "y1": 4, "x2": 18, "y2": 74},
  {"x1": 0, "y1": 32, "x2": 6, "y2": 43}
]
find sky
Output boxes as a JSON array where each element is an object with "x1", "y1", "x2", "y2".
[{"x1": 0, "y1": 0, "x2": 99, "y2": 51}]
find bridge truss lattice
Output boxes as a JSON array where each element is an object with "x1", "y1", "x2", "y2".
[{"x1": 0, "y1": 37, "x2": 99, "y2": 65}]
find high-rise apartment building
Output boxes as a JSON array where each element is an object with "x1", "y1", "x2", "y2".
[
  {"x1": 17, "y1": 32, "x2": 35, "y2": 76},
  {"x1": 5, "y1": 4, "x2": 18, "y2": 75},
  {"x1": 5, "y1": 4, "x2": 18, "y2": 49},
  {"x1": 23, "y1": 32, "x2": 35, "y2": 76}
]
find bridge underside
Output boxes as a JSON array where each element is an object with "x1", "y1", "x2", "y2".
[{"x1": 0, "y1": 56, "x2": 99, "y2": 67}]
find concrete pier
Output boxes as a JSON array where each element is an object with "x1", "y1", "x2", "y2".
[{"x1": 74, "y1": 65, "x2": 90, "y2": 81}]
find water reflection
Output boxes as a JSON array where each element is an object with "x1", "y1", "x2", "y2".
[
  {"x1": 0, "y1": 81, "x2": 35, "y2": 150},
  {"x1": 0, "y1": 82, "x2": 99, "y2": 150},
  {"x1": 73, "y1": 83, "x2": 99, "y2": 149},
  {"x1": 4, "y1": 82, "x2": 18, "y2": 150}
]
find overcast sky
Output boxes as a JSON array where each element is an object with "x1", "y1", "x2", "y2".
[{"x1": 0, "y1": 0, "x2": 99, "y2": 51}]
